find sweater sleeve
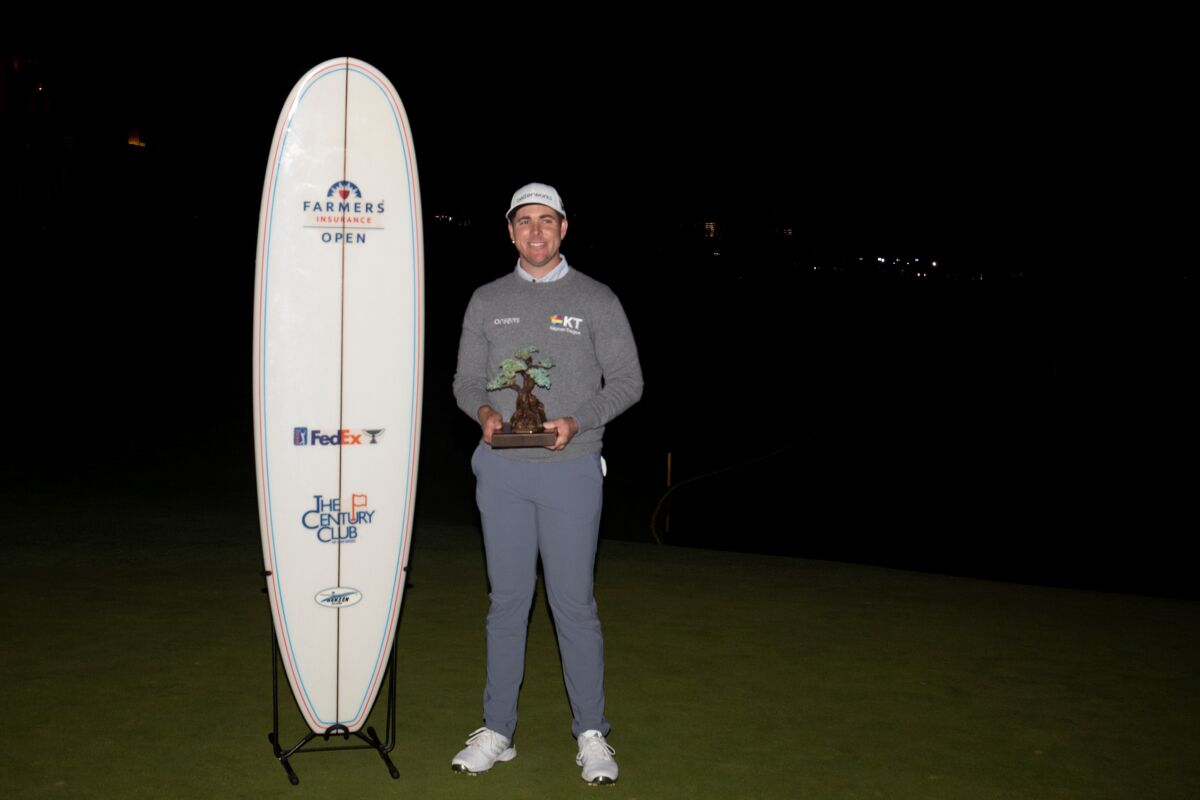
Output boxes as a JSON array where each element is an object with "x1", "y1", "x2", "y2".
[
  {"x1": 570, "y1": 293, "x2": 644, "y2": 433},
  {"x1": 452, "y1": 291, "x2": 492, "y2": 420}
]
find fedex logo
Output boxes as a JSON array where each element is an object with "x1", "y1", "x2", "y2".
[
  {"x1": 314, "y1": 429, "x2": 363, "y2": 445},
  {"x1": 293, "y1": 427, "x2": 384, "y2": 446}
]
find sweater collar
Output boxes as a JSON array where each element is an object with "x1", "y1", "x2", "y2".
[{"x1": 515, "y1": 255, "x2": 571, "y2": 283}]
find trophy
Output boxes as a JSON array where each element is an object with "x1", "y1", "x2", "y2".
[{"x1": 487, "y1": 345, "x2": 558, "y2": 448}]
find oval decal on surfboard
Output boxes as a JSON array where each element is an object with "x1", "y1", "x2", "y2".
[{"x1": 314, "y1": 587, "x2": 364, "y2": 608}]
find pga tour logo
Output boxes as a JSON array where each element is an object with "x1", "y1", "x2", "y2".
[{"x1": 314, "y1": 586, "x2": 363, "y2": 608}]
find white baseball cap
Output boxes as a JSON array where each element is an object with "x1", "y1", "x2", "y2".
[{"x1": 506, "y1": 182, "x2": 566, "y2": 219}]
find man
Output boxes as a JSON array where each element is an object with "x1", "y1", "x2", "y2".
[{"x1": 451, "y1": 182, "x2": 643, "y2": 784}]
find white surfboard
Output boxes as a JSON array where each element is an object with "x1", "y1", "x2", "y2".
[{"x1": 253, "y1": 57, "x2": 422, "y2": 734}]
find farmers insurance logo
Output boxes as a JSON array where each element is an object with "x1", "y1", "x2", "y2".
[
  {"x1": 302, "y1": 180, "x2": 386, "y2": 245},
  {"x1": 293, "y1": 427, "x2": 385, "y2": 446},
  {"x1": 549, "y1": 314, "x2": 583, "y2": 335},
  {"x1": 301, "y1": 494, "x2": 375, "y2": 544}
]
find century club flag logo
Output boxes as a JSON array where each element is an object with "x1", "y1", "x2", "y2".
[{"x1": 301, "y1": 493, "x2": 375, "y2": 544}]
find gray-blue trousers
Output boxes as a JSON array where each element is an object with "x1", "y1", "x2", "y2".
[{"x1": 471, "y1": 443, "x2": 610, "y2": 739}]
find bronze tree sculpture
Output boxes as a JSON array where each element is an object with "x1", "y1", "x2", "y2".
[{"x1": 487, "y1": 346, "x2": 554, "y2": 434}]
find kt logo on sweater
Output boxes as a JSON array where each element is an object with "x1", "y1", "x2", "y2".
[{"x1": 549, "y1": 314, "x2": 583, "y2": 334}]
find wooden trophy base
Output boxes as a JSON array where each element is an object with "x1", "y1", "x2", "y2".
[{"x1": 491, "y1": 423, "x2": 557, "y2": 449}]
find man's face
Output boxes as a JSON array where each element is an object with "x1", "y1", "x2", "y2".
[{"x1": 508, "y1": 204, "x2": 568, "y2": 272}]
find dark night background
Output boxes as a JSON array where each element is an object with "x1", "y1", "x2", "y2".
[{"x1": 2, "y1": 39, "x2": 1193, "y2": 598}]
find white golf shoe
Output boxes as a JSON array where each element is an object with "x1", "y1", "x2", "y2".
[
  {"x1": 451, "y1": 727, "x2": 516, "y2": 774},
  {"x1": 576, "y1": 729, "x2": 618, "y2": 784}
]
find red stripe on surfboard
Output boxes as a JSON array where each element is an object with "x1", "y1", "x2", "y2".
[
  {"x1": 254, "y1": 63, "x2": 340, "y2": 730},
  {"x1": 338, "y1": 59, "x2": 425, "y2": 729},
  {"x1": 254, "y1": 92, "x2": 315, "y2": 722}
]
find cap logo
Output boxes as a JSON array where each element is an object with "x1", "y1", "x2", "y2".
[{"x1": 507, "y1": 182, "x2": 565, "y2": 218}]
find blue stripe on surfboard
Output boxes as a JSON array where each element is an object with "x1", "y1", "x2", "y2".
[
  {"x1": 259, "y1": 68, "x2": 306, "y2": 723},
  {"x1": 261, "y1": 63, "x2": 337, "y2": 728},
  {"x1": 343, "y1": 62, "x2": 422, "y2": 727},
  {"x1": 261, "y1": 60, "x2": 420, "y2": 728}
]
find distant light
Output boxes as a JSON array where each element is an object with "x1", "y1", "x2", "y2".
[{"x1": 127, "y1": 128, "x2": 146, "y2": 148}]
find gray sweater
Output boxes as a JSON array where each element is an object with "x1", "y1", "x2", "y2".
[{"x1": 453, "y1": 267, "x2": 644, "y2": 461}]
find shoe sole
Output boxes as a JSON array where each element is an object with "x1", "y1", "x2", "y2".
[{"x1": 451, "y1": 748, "x2": 516, "y2": 775}]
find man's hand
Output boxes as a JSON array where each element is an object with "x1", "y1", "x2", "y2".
[
  {"x1": 477, "y1": 405, "x2": 503, "y2": 445},
  {"x1": 543, "y1": 417, "x2": 579, "y2": 451}
]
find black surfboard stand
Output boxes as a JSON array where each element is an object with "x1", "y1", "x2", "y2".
[{"x1": 266, "y1": 612, "x2": 400, "y2": 785}]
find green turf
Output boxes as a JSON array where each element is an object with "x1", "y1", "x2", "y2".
[{"x1": 3, "y1": 491, "x2": 1198, "y2": 798}]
